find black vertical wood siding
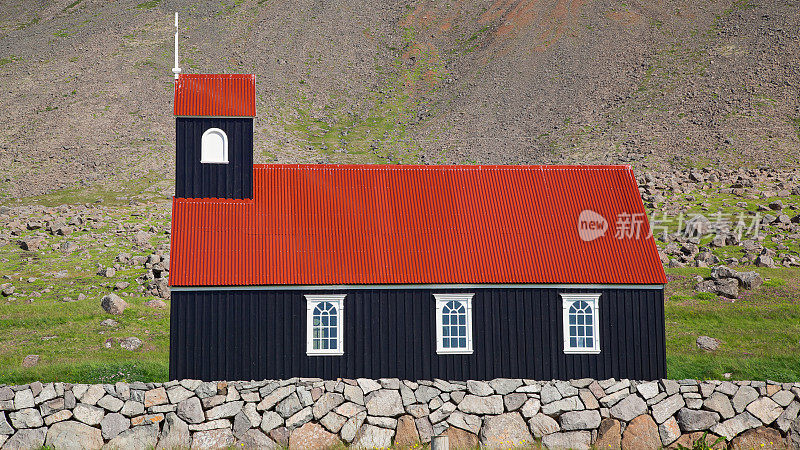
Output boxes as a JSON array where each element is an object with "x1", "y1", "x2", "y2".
[
  {"x1": 169, "y1": 287, "x2": 666, "y2": 381},
  {"x1": 175, "y1": 118, "x2": 253, "y2": 199}
]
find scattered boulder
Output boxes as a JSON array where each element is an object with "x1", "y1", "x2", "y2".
[
  {"x1": 21, "y1": 354, "x2": 39, "y2": 368},
  {"x1": 145, "y1": 298, "x2": 167, "y2": 309},
  {"x1": 101, "y1": 294, "x2": 127, "y2": 315},
  {"x1": 120, "y1": 337, "x2": 142, "y2": 351},
  {"x1": 696, "y1": 336, "x2": 721, "y2": 352}
]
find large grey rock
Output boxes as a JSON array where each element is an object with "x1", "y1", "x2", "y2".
[
  {"x1": 177, "y1": 397, "x2": 204, "y2": 424},
  {"x1": 312, "y1": 392, "x2": 344, "y2": 420},
  {"x1": 0, "y1": 412, "x2": 13, "y2": 434},
  {"x1": 120, "y1": 400, "x2": 144, "y2": 417},
  {"x1": 320, "y1": 412, "x2": 347, "y2": 433},
  {"x1": 13, "y1": 390, "x2": 34, "y2": 410},
  {"x1": 488, "y1": 378, "x2": 523, "y2": 395},
  {"x1": 260, "y1": 411, "x2": 283, "y2": 433},
  {"x1": 447, "y1": 410, "x2": 481, "y2": 435},
  {"x1": 466, "y1": 380, "x2": 494, "y2": 396},
  {"x1": 480, "y1": 412, "x2": 533, "y2": 448},
  {"x1": 276, "y1": 394, "x2": 302, "y2": 419},
  {"x1": 541, "y1": 430, "x2": 591, "y2": 450},
  {"x1": 414, "y1": 385, "x2": 440, "y2": 404},
  {"x1": 166, "y1": 386, "x2": 193, "y2": 404},
  {"x1": 236, "y1": 429, "x2": 277, "y2": 449},
  {"x1": 776, "y1": 401, "x2": 800, "y2": 433},
  {"x1": 105, "y1": 424, "x2": 159, "y2": 449},
  {"x1": 257, "y1": 385, "x2": 294, "y2": 411},
  {"x1": 540, "y1": 384, "x2": 562, "y2": 404},
  {"x1": 207, "y1": 400, "x2": 243, "y2": 420},
  {"x1": 364, "y1": 389, "x2": 404, "y2": 417},
  {"x1": 560, "y1": 410, "x2": 601, "y2": 431},
  {"x1": 659, "y1": 416, "x2": 681, "y2": 446},
  {"x1": 598, "y1": 389, "x2": 629, "y2": 407},
  {"x1": 191, "y1": 428, "x2": 235, "y2": 449},
  {"x1": 285, "y1": 406, "x2": 313, "y2": 429},
  {"x1": 520, "y1": 398, "x2": 541, "y2": 418},
  {"x1": 9, "y1": 408, "x2": 42, "y2": 428},
  {"x1": 745, "y1": 396, "x2": 783, "y2": 425},
  {"x1": 458, "y1": 394, "x2": 504, "y2": 415},
  {"x1": 429, "y1": 401, "x2": 456, "y2": 424},
  {"x1": 97, "y1": 395, "x2": 124, "y2": 412},
  {"x1": 609, "y1": 394, "x2": 646, "y2": 422},
  {"x1": 340, "y1": 411, "x2": 367, "y2": 443},
  {"x1": 652, "y1": 394, "x2": 685, "y2": 423},
  {"x1": 541, "y1": 396, "x2": 583, "y2": 416},
  {"x1": 352, "y1": 424, "x2": 394, "y2": 448},
  {"x1": 156, "y1": 413, "x2": 190, "y2": 450},
  {"x1": 101, "y1": 294, "x2": 127, "y2": 315},
  {"x1": 356, "y1": 378, "x2": 381, "y2": 395},
  {"x1": 732, "y1": 385, "x2": 759, "y2": 413},
  {"x1": 3, "y1": 428, "x2": 46, "y2": 450},
  {"x1": 503, "y1": 393, "x2": 527, "y2": 412},
  {"x1": 45, "y1": 420, "x2": 103, "y2": 450},
  {"x1": 789, "y1": 415, "x2": 800, "y2": 450},
  {"x1": 677, "y1": 407, "x2": 720, "y2": 432},
  {"x1": 79, "y1": 385, "x2": 105, "y2": 405},
  {"x1": 100, "y1": 413, "x2": 129, "y2": 440},
  {"x1": 636, "y1": 381, "x2": 660, "y2": 400},
  {"x1": 704, "y1": 392, "x2": 735, "y2": 419},
  {"x1": 711, "y1": 411, "x2": 762, "y2": 440}
]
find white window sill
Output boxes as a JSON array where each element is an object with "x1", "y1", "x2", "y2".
[
  {"x1": 564, "y1": 348, "x2": 601, "y2": 355},
  {"x1": 306, "y1": 351, "x2": 344, "y2": 357},
  {"x1": 436, "y1": 349, "x2": 474, "y2": 355},
  {"x1": 200, "y1": 160, "x2": 229, "y2": 164}
]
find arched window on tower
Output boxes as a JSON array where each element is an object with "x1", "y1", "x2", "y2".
[{"x1": 200, "y1": 128, "x2": 228, "y2": 164}]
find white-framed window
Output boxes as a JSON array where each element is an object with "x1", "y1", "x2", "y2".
[
  {"x1": 561, "y1": 293, "x2": 601, "y2": 354},
  {"x1": 200, "y1": 128, "x2": 228, "y2": 164},
  {"x1": 305, "y1": 295, "x2": 345, "y2": 356},
  {"x1": 434, "y1": 293, "x2": 474, "y2": 355}
]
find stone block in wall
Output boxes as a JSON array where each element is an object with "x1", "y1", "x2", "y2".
[
  {"x1": 480, "y1": 412, "x2": 533, "y2": 448},
  {"x1": 621, "y1": 414, "x2": 660, "y2": 449},
  {"x1": 541, "y1": 430, "x2": 591, "y2": 450},
  {"x1": 676, "y1": 407, "x2": 721, "y2": 432},
  {"x1": 365, "y1": 389, "x2": 404, "y2": 417}
]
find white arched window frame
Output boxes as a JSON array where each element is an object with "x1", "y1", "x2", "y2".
[
  {"x1": 561, "y1": 293, "x2": 601, "y2": 354},
  {"x1": 305, "y1": 294, "x2": 345, "y2": 356},
  {"x1": 434, "y1": 293, "x2": 474, "y2": 355},
  {"x1": 200, "y1": 127, "x2": 229, "y2": 164}
]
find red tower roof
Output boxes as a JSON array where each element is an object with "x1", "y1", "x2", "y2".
[
  {"x1": 173, "y1": 74, "x2": 256, "y2": 117},
  {"x1": 170, "y1": 164, "x2": 666, "y2": 286}
]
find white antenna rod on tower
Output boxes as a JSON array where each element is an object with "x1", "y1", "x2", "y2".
[{"x1": 172, "y1": 12, "x2": 181, "y2": 80}]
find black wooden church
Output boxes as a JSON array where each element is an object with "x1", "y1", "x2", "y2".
[{"x1": 168, "y1": 74, "x2": 668, "y2": 382}]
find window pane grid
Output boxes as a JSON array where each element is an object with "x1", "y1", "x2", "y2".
[
  {"x1": 564, "y1": 298, "x2": 598, "y2": 352},
  {"x1": 440, "y1": 299, "x2": 469, "y2": 350},
  {"x1": 309, "y1": 300, "x2": 340, "y2": 353}
]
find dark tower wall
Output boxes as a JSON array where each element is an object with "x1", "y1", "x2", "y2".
[
  {"x1": 169, "y1": 287, "x2": 667, "y2": 381},
  {"x1": 175, "y1": 117, "x2": 253, "y2": 199}
]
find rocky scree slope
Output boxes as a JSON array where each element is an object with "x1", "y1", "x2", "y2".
[{"x1": 0, "y1": 0, "x2": 799, "y2": 199}]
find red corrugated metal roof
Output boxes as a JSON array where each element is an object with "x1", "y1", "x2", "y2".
[
  {"x1": 173, "y1": 74, "x2": 256, "y2": 117},
  {"x1": 170, "y1": 165, "x2": 667, "y2": 286}
]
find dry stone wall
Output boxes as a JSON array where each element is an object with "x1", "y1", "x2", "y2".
[{"x1": 0, "y1": 378, "x2": 799, "y2": 449}]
